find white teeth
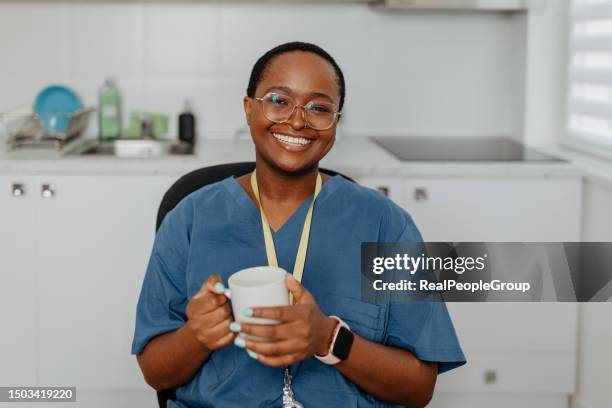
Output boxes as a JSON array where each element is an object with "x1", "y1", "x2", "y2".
[{"x1": 272, "y1": 133, "x2": 312, "y2": 146}]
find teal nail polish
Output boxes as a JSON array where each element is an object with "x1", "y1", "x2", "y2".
[
  {"x1": 214, "y1": 282, "x2": 225, "y2": 294},
  {"x1": 234, "y1": 337, "x2": 246, "y2": 348},
  {"x1": 242, "y1": 307, "x2": 253, "y2": 317},
  {"x1": 229, "y1": 322, "x2": 241, "y2": 333},
  {"x1": 247, "y1": 349, "x2": 259, "y2": 360}
]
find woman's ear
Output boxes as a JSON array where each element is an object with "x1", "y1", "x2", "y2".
[{"x1": 243, "y1": 96, "x2": 252, "y2": 126}]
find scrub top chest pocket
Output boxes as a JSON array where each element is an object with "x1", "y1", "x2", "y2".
[{"x1": 318, "y1": 294, "x2": 386, "y2": 343}]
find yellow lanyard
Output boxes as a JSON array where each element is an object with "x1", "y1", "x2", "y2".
[{"x1": 250, "y1": 170, "x2": 322, "y2": 304}]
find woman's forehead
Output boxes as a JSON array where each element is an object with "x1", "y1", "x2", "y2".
[{"x1": 257, "y1": 51, "x2": 340, "y2": 100}]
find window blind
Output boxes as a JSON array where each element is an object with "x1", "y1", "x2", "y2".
[{"x1": 568, "y1": 0, "x2": 612, "y2": 150}]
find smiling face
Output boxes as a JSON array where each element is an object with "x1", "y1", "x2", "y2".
[{"x1": 243, "y1": 51, "x2": 341, "y2": 174}]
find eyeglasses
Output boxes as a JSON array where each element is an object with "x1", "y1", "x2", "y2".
[{"x1": 254, "y1": 92, "x2": 341, "y2": 131}]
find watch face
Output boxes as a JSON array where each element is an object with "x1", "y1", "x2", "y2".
[{"x1": 332, "y1": 327, "x2": 354, "y2": 360}]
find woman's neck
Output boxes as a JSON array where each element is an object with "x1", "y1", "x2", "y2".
[{"x1": 254, "y1": 156, "x2": 319, "y2": 204}]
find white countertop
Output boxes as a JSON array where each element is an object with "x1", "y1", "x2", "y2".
[
  {"x1": 0, "y1": 136, "x2": 586, "y2": 179},
  {"x1": 533, "y1": 142, "x2": 612, "y2": 187}
]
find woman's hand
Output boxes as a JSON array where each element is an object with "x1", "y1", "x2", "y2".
[
  {"x1": 186, "y1": 274, "x2": 236, "y2": 351},
  {"x1": 236, "y1": 275, "x2": 337, "y2": 367}
]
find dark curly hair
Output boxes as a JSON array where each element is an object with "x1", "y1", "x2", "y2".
[{"x1": 246, "y1": 41, "x2": 345, "y2": 111}]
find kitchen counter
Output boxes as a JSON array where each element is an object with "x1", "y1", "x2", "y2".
[
  {"x1": 0, "y1": 136, "x2": 585, "y2": 178},
  {"x1": 533, "y1": 142, "x2": 612, "y2": 187}
]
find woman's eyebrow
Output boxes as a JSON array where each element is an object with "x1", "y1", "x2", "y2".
[{"x1": 263, "y1": 86, "x2": 334, "y2": 101}]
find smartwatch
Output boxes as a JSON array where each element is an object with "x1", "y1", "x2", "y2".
[{"x1": 315, "y1": 316, "x2": 354, "y2": 365}]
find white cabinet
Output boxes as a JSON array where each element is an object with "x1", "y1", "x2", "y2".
[
  {"x1": 34, "y1": 174, "x2": 177, "y2": 389},
  {"x1": 355, "y1": 177, "x2": 405, "y2": 204},
  {"x1": 0, "y1": 175, "x2": 38, "y2": 385},
  {"x1": 360, "y1": 176, "x2": 582, "y2": 241},
  {"x1": 0, "y1": 172, "x2": 177, "y2": 403},
  {"x1": 0, "y1": 170, "x2": 583, "y2": 407},
  {"x1": 402, "y1": 177, "x2": 582, "y2": 242},
  {"x1": 359, "y1": 175, "x2": 581, "y2": 407},
  {"x1": 429, "y1": 395, "x2": 569, "y2": 408}
]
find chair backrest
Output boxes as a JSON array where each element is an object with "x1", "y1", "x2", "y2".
[{"x1": 154, "y1": 162, "x2": 352, "y2": 407}]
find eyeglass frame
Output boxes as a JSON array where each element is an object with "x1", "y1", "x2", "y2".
[{"x1": 253, "y1": 92, "x2": 342, "y2": 131}]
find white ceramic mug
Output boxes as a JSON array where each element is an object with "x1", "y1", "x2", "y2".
[{"x1": 224, "y1": 266, "x2": 289, "y2": 325}]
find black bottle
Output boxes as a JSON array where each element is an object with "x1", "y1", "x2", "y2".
[{"x1": 178, "y1": 99, "x2": 196, "y2": 145}]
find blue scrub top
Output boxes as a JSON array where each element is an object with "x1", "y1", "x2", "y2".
[{"x1": 131, "y1": 175, "x2": 466, "y2": 408}]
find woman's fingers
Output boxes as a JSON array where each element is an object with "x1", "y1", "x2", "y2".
[
  {"x1": 190, "y1": 275, "x2": 227, "y2": 314},
  {"x1": 205, "y1": 317, "x2": 232, "y2": 339},
  {"x1": 189, "y1": 291, "x2": 226, "y2": 315},
  {"x1": 244, "y1": 337, "x2": 305, "y2": 357},
  {"x1": 207, "y1": 305, "x2": 233, "y2": 327},
  {"x1": 213, "y1": 330, "x2": 237, "y2": 349},
  {"x1": 249, "y1": 304, "x2": 303, "y2": 322},
  {"x1": 285, "y1": 274, "x2": 311, "y2": 304},
  {"x1": 194, "y1": 274, "x2": 219, "y2": 298},
  {"x1": 192, "y1": 317, "x2": 235, "y2": 351},
  {"x1": 251, "y1": 352, "x2": 302, "y2": 368},
  {"x1": 204, "y1": 274, "x2": 226, "y2": 297},
  {"x1": 238, "y1": 321, "x2": 304, "y2": 340}
]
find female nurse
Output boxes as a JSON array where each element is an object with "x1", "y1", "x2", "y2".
[{"x1": 132, "y1": 42, "x2": 466, "y2": 407}]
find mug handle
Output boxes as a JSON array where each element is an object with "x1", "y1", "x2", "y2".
[{"x1": 222, "y1": 289, "x2": 232, "y2": 299}]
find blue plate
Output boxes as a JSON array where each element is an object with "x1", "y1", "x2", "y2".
[{"x1": 34, "y1": 85, "x2": 82, "y2": 134}]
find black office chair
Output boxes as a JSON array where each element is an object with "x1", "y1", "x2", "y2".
[{"x1": 154, "y1": 162, "x2": 353, "y2": 408}]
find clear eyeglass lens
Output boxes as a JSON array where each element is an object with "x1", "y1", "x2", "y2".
[{"x1": 261, "y1": 93, "x2": 336, "y2": 130}]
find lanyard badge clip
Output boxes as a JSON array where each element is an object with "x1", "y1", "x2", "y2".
[{"x1": 282, "y1": 368, "x2": 304, "y2": 408}]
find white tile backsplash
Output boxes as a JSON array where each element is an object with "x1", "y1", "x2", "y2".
[
  {"x1": 0, "y1": 1, "x2": 525, "y2": 139},
  {"x1": 0, "y1": 2, "x2": 70, "y2": 77},
  {"x1": 144, "y1": 3, "x2": 220, "y2": 77},
  {"x1": 219, "y1": 4, "x2": 347, "y2": 78},
  {"x1": 344, "y1": 75, "x2": 507, "y2": 136},
  {"x1": 68, "y1": 3, "x2": 145, "y2": 77}
]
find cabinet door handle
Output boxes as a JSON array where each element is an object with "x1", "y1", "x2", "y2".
[
  {"x1": 41, "y1": 183, "x2": 56, "y2": 198},
  {"x1": 484, "y1": 369, "x2": 497, "y2": 384},
  {"x1": 414, "y1": 187, "x2": 428, "y2": 202},
  {"x1": 377, "y1": 186, "x2": 390, "y2": 197},
  {"x1": 12, "y1": 182, "x2": 25, "y2": 197}
]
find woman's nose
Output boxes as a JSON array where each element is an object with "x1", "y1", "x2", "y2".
[{"x1": 287, "y1": 105, "x2": 307, "y2": 130}]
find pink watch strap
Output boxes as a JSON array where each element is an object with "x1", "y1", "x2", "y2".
[{"x1": 315, "y1": 315, "x2": 350, "y2": 365}]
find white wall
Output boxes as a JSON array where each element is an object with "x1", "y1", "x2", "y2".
[{"x1": 0, "y1": 1, "x2": 525, "y2": 139}]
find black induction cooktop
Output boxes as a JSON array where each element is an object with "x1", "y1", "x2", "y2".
[{"x1": 371, "y1": 136, "x2": 565, "y2": 162}]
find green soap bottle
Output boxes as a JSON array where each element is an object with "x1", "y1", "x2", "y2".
[{"x1": 98, "y1": 78, "x2": 121, "y2": 140}]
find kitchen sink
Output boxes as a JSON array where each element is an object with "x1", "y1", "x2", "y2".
[{"x1": 63, "y1": 139, "x2": 194, "y2": 158}]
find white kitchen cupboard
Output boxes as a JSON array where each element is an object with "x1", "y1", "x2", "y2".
[
  {"x1": 429, "y1": 395, "x2": 569, "y2": 408},
  {"x1": 33, "y1": 174, "x2": 177, "y2": 389},
  {"x1": 0, "y1": 175, "x2": 38, "y2": 386},
  {"x1": 358, "y1": 175, "x2": 582, "y2": 240},
  {"x1": 358, "y1": 175, "x2": 582, "y2": 407},
  {"x1": 0, "y1": 170, "x2": 582, "y2": 407},
  {"x1": 0, "y1": 172, "x2": 178, "y2": 405},
  {"x1": 402, "y1": 177, "x2": 582, "y2": 242},
  {"x1": 352, "y1": 176, "x2": 405, "y2": 205}
]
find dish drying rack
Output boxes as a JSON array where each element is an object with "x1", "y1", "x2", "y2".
[{"x1": 1, "y1": 107, "x2": 95, "y2": 150}]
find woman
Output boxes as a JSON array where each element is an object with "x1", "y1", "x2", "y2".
[{"x1": 132, "y1": 42, "x2": 465, "y2": 407}]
